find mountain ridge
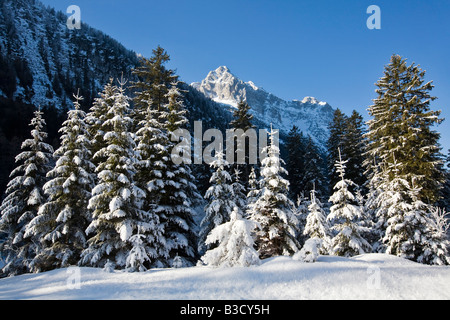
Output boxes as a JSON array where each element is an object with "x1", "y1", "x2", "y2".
[{"x1": 191, "y1": 66, "x2": 334, "y2": 149}]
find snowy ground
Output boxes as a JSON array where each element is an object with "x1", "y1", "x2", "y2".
[{"x1": 0, "y1": 254, "x2": 449, "y2": 300}]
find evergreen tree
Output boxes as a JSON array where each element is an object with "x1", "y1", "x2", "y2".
[
  {"x1": 328, "y1": 149, "x2": 371, "y2": 257},
  {"x1": 159, "y1": 84, "x2": 201, "y2": 267},
  {"x1": 246, "y1": 166, "x2": 259, "y2": 209},
  {"x1": 80, "y1": 80, "x2": 150, "y2": 270},
  {"x1": 304, "y1": 186, "x2": 330, "y2": 254},
  {"x1": 230, "y1": 100, "x2": 254, "y2": 132},
  {"x1": 132, "y1": 48, "x2": 199, "y2": 267},
  {"x1": 133, "y1": 96, "x2": 168, "y2": 267},
  {"x1": 377, "y1": 158, "x2": 449, "y2": 264},
  {"x1": 364, "y1": 54, "x2": 444, "y2": 205},
  {"x1": 249, "y1": 127, "x2": 299, "y2": 259},
  {"x1": 438, "y1": 150, "x2": 450, "y2": 212},
  {"x1": 201, "y1": 207, "x2": 260, "y2": 267},
  {"x1": 327, "y1": 109, "x2": 348, "y2": 193},
  {"x1": 423, "y1": 207, "x2": 450, "y2": 265},
  {"x1": 328, "y1": 109, "x2": 367, "y2": 195},
  {"x1": 0, "y1": 109, "x2": 53, "y2": 276},
  {"x1": 200, "y1": 148, "x2": 236, "y2": 254},
  {"x1": 294, "y1": 192, "x2": 309, "y2": 249},
  {"x1": 25, "y1": 93, "x2": 95, "y2": 272},
  {"x1": 302, "y1": 136, "x2": 326, "y2": 198},
  {"x1": 286, "y1": 125, "x2": 305, "y2": 199},
  {"x1": 131, "y1": 46, "x2": 178, "y2": 131},
  {"x1": 229, "y1": 100, "x2": 255, "y2": 189},
  {"x1": 231, "y1": 168, "x2": 247, "y2": 215},
  {"x1": 343, "y1": 111, "x2": 367, "y2": 192},
  {"x1": 85, "y1": 79, "x2": 117, "y2": 170}
]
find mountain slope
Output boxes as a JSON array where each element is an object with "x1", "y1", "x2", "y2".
[
  {"x1": 192, "y1": 66, "x2": 335, "y2": 149},
  {"x1": 0, "y1": 0, "x2": 139, "y2": 109}
]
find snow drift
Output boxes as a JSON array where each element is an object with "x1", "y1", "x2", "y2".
[{"x1": 0, "y1": 253, "x2": 449, "y2": 300}]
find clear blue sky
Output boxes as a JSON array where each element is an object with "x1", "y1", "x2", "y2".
[{"x1": 39, "y1": 0, "x2": 450, "y2": 152}]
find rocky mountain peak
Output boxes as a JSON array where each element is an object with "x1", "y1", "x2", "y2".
[{"x1": 191, "y1": 66, "x2": 335, "y2": 150}]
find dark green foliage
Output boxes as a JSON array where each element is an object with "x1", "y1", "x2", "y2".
[
  {"x1": 365, "y1": 54, "x2": 444, "y2": 204},
  {"x1": 286, "y1": 125, "x2": 305, "y2": 199},
  {"x1": 229, "y1": 100, "x2": 256, "y2": 191},
  {"x1": 327, "y1": 109, "x2": 367, "y2": 195}
]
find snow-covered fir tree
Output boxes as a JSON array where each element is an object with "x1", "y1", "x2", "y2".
[
  {"x1": 131, "y1": 46, "x2": 178, "y2": 132},
  {"x1": 133, "y1": 48, "x2": 200, "y2": 267},
  {"x1": 85, "y1": 79, "x2": 117, "y2": 170},
  {"x1": 246, "y1": 166, "x2": 259, "y2": 208},
  {"x1": 377, "y1": 158, "x2": 449, "y2": 265},
  {"x1": 80, "y1": 80, "x2": 149, "y2": 271},
  {"x1": 229, "y1": 100, "x2": 255, "y2": 190},
  {"x1": 364, "y1": 54, "x2": 444, "y2": 205},
  {"x1": 249, "y1": 127, "x2": 299, "y2": 259},
  {"x1": 304, "y1": 186, "x2": 330, "y2": 254},
  {"x1": 423, "y1": 207, "x2": 450, "y2": 265},
  {"x1": 286, "y1": 126, "x2": 307, "y2": 199},
  {"x1": 231, "y1": 168, "x2": 247, "y2": 215},
  {"x1": 327, "y1": 109, "x2": 348, "y2": 193},
  {"x1": 133, "y1": 85, "x2": 169, "y2": 268},
  {"x1": 294, "y1": 192, "x2": 309, "y2": 249},
  {"x1": 302, "y1": 136, "x2": 327, "y2": 198},
  {"x1": 200, "y1": 148, "x2": 236, "y2": 253},
  {"x1": 328, "y1": 149, "x2": 371, "y2": 257},
  {"x1": 159, "y1": 84, "x2": 201, "y2": 267},
  {"x1": 25, "y1": 93, "x2": 95, "y2": 272},
  {"x1": 0, "y1": 109, "x2": 54, "y2": 276},
  {"x1": 201, "y1": 207, "x2": 260, "y2": 267}
]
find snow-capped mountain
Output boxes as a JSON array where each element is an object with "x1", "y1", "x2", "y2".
[{"x1": 191, "y1": 66, "x2": 335, "y2": 149}]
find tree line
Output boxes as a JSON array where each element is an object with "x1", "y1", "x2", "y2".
[{"x1": 0, "y1": 50, "x2": 449, "y2": 277}]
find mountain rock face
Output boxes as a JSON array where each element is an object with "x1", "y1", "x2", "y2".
[
  {"x1": 192, "y1": 66, "x2": 334, "y2": 149},
  {"x1": 0, "y1": 0, "x2": 139, "y2": 109}
]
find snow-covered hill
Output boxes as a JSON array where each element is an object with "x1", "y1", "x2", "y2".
[
  {"x1": 191, "y1": 66, "x2": 335, "y2": 150},
  {"x1": 1, "y1": 254, "x2": 449, "y2": 300}
]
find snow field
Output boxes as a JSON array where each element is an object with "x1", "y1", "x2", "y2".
[{"x1": 0, "y1": 253, "x2": 449, "y2": 300}]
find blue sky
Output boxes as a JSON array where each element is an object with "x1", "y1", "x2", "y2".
[{"x1": 40, "y1": 0, "x2": 450, "y2": 152}]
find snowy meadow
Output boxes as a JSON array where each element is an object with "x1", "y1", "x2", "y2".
[{"x1": 0, "y1": 254, "x2": 449, "y2": 300}]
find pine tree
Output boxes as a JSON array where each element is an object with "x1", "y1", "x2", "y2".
[
  {"x1": 365, "y1": 54, "x2": 444, "y2": 205},
  {"x1": 302, "y1": 136, "x2": 326, "y2": 198},
  {"x1": 249, "y1": 127, "x2": 299, "y2": 259},
  {"x1": 294, "y1": 192, "x2": 309, "y2": 249},
  {"x1": 132, "y1": 48, "x2": 198, "y2": 267},
  {"x1": 85, "y1": 79, "x2": 117, "y2": 169},
  {"x1": 131, "y1": 46, "x2": 178, "y2": 131},
  {"x1": 159, "y1": 84, "x2": 201, "y2": 267},
  {"x1": 328, "y1": 109, "x2": 367, "y2": 195},
  {"x1": 230, "y1": 100, "x2": 254, "y2": 132},
  {"x1": 343, "y1": 111, "x2": 367, "y2": 192},
  {"x1": 229, "y1": 99, "x2": 255, "y2": 190},
  {"x1": 201, "y1": 207, "x2": 260, "y2": 267},
  {"x1": 246, "y1": 166, "x2": 259, "y2": 208},
  {"x1": 200, "y1": 148, "x2": 236, "y2": 254},
  {"x1": 377, "y1": 158, "x2": 449, "y2": 264},
  {"x1": 80, "y1": 80, "x2": 149, "y2": 270},
  {"x1": 423, "y1": 207, "x2": 450, "y2": 265},
  {"x1": 231, "y1": 168, "x2": 247, "y2": 215},
  {"x1": 328, "y1": 149, "x2": 371, "y2": 257},
  {"x1": 327, "y1": 109, "x2": 348, "y2": 193},
  {"x1": 304, "y1": 186, "x2": 330, "y2": 254},
  {"x1": 133, "y1": 99, "x2": 168, "y2": 268},
  {"x1": 286, "y1": 125, "x2": 305, "y2": 199},
  {"x1": 438, "y1": 150, "x2": 450, "y2": 212},
  {"x1": 25, "y1": 93, "x2": 95, "y2": 272},
  {"x1": 0, "y1": 109, "x2": 53, "y2": 276}
]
